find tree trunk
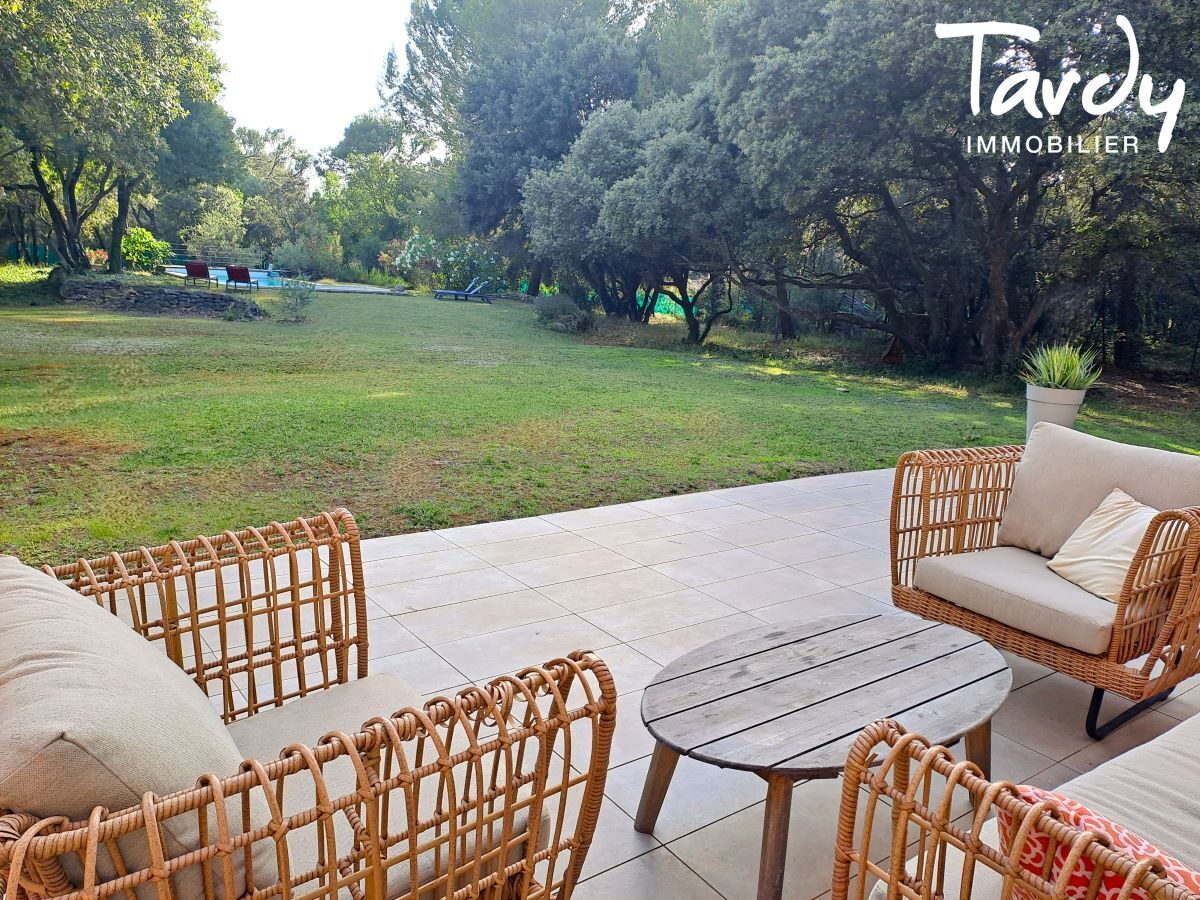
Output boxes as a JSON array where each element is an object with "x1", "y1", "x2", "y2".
[
  {"x1": 107, "y1": 176, "x2": 135, "y2": 274},
  {"x1": 24, "y1": 147, "x2": 117, "y2": 271},
  {"x1": 583, "y1": 266, "x2": 616, "y2": 316},
  {"x1": 681, "y1": 301, "x2": 701, "y2": 342},
  {"x1": 525, "y1": 259, "x2": 544, "y2": 296},
  {"x1": 881, "y1": 335, "x2": 905, "y2": 364},
  {"x1": 1113, "y1": 253, "x2": 1142, "y2": 370},
  {"x1": 620, "y1": 273, "x2": 642, "y2": 321},
  {"x1": 27, "y1": 150, "x2": 86, "y2": 270},
  {"x1": 666, "y1": 269, "x2": 703, "y2": 342},
  {"x1": 8, "y1": 207, "x2": 26, "y2": 262},
  {"x1": 639, "y1": 281, "x2": 658, "y2": 322},
  {"x1": 981, "y1": 241, "x2": 1012, "y2": 372},
  {"x1": 729, "y1": 269, "x2": 795, "y2": 339},
  {"x1": 698, "y1": 274, "x2": 733, "y2": 343},
  {"x1": 773, "y1": 271, "x2": 796, "y2": 340}
]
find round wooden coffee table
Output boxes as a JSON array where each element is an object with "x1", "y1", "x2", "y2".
[{"x1": 634, "y1": 613, "x2": 1011, "y2": 900}]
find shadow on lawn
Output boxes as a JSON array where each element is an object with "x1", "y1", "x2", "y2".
[{"x1": 0, "y1": 265, "x2": 58, "y2": 306}]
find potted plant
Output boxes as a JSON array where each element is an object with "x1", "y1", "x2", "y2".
[{"x1": 1019, "y1": 343, "x2": 1102, "y2": 436}]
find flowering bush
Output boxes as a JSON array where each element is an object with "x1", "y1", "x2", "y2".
[
  {"x1": 393, "y1": 233, "x2": 441, "y2": 286},
  {"x1": 437, "y1": 238, "x2": 508, "y2": 291},
  {"x1": 376, "y1": 238, "x2": 408, "y2": 275},
  {"x1": 84, "y1": 247, "x2": 109, "y2": 269},
  {"x1": 392, "y1": 232, "x2": 509, "y2": 291}
]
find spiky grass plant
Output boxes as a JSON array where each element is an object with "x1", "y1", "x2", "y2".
[{"x1": 1019, "y1": 343, "x2": 1102, "y2": 390}]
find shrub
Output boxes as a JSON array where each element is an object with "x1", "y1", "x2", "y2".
[
  {"x1": 393, "y1": 232, "x2": 509, "y2": 292},
  {"x1": 534, "y1": 296, "x2": 594, "y2": 333},
  {"x1": 275, "y1": 225, "x2": 344, "y2": 280},
  {"x1": 1019, "y1": 343, "x2": 1102, "y2": 390},
  {"x1": 342, "y1": 259, "x2": 368, "y2": 283},
  {"x1": 84, "y1": 248, "x2": 109, "y2": 269},
  {"x1": 277, "y1": 277, "x2": 318, "y2": 323},
  {"x1": 363, "y1": 267, "x2": 404, "y2": 288},
  {"x1": 377, "y1": 238, "x2": 407, "y2": 275},
  {"x1": 273, "y1": 240, "x2": 309, "y2": 275},
  {"x1": 394, "y1": 232, "x2": 440, "y2": 285},
  {"x1": 437, "y1": 238, "x2": 507, "y2": 292},
  {"x1": 339, "y1": 259, "x2": 403, "y2": 288},
  {"x1": 121, "y1": 228, "x2": 171, "y2": 271}
]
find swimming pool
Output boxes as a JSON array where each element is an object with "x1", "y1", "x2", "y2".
[{"x1": 165, "y1": 266, "x2": 287, "y2": 288}]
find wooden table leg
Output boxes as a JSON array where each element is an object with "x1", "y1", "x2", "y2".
[
  {"x1": 965, "y1": 719, "x2": 992, "y2": 780},
  {"x1": 634, "y1": 743, "x2": 679, "y2": 834},
  {"x1": 757, "y1": 774, "x2": 794, "y2": 900}
]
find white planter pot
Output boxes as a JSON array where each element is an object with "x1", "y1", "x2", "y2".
[{"x1": 1025, "y1": 384, "x2": 1087, "y2": 437}]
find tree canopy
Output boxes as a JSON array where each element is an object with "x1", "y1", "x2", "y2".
[
  {"x1": 0, "y1": 0, "x2": 220, "y2": 269},
  {"x1": 4, "y1": 0, "x2": 1199, "y2": 372},
  {"x1": 705, "y1": 0, "x2": 1200, "y2": 365}
]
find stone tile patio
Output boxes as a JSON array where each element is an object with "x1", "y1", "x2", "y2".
[{"x1": 351, "y1": 467, "x2": 1199, "y2": 900}]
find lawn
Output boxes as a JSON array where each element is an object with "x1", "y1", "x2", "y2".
[{"x1": 2, "y1": 265, "x2": 1199, "y2": 564}]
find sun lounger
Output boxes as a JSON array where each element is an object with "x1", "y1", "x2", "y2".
[{"x1": 434, "y1": 278, "x2": 491, "y2": 303}]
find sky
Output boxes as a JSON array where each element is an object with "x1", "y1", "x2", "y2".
[{"x1": 210, "y1": 0, "x2": 413, "y2": 156}]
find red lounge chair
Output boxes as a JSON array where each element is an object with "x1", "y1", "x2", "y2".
[
  {"x1": 183, "y1": 261, "x2": 216, "y2": 288},
  {"x1": 224, "y1": 265, "x2": 259, "y2": 292}
]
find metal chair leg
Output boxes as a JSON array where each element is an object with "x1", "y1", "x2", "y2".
[{"x1": 1085, "y1": 687, "x2": 1174, "y2": 740}]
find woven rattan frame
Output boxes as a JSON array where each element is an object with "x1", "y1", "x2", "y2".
[
  {"x1": 890, "y1": 445, "x2": 1200, "y2": 703},
  {"x1": 0, "y1": 653, "x2": 616, "y2": 900},
  {"x1": 1, "y1": 511, "x2": 617, "y2": 900},
  {"x1": 833, "y1": 720, "x2": 1200, "y2": 900},
  {"x1": 42, "y1": 508, "x2": 370, "y2": 723}
]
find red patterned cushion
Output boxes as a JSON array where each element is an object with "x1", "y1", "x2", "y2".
[{"x1": 997, "y1": 785, "x2": 1200, "y2": 900}]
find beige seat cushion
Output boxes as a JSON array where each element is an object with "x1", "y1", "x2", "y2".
[
  {"x1": 1048, "y1": 489, "x2": 1160, "y2": 602},
  {"x1": 227, "y1": 673, "x2": 423, "y2": 760},
  {"x1": 229, "y1": 675, "x2": 541, "y2": 898},
  {"x1": 0, "y1": 555, "x2": 263, "y2": 898},
  {"x1": 1064, "y1": 714, "x2": 1200, "y2": 868},
  {"x1": 998, "y1": 423, "x2": 1200, "y2": 558},
  {"x1": 914, "y1": 546, "x2": 1116, "y2": 655}
]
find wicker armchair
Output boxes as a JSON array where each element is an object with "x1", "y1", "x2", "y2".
[
  {"x1": 833, "y1": 720, "x2": 1200, "y2": 900},
  {"x1": 890, "y1": 439, "x2": 1200, "y2": 738},
  {"x1": 0, "y1": 510, "x2": 616, "y2": 900}
]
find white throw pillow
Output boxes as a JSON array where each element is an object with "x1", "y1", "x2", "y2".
[{"x1": 1047, "y1": 488, "x2": 1159, "y2": 602}]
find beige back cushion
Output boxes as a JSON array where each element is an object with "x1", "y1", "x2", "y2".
[
  {"x1": 0, "y1": 556, "x2": 257, "y2": 897},
  {"x1": 998, "y1": 423, "x2": 1200, "y2": 558}
]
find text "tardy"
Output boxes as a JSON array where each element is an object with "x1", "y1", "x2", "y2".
[{"x1": 935, "y1": 16, "x2": 1185, "y2": 151}]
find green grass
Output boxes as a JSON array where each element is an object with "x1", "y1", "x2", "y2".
[{"x1": 2, "y1": 265, "x2": 1198, "y2": 564}]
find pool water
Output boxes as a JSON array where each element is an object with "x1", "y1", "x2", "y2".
[{"x1": 165, "y1": 266, "x2": 286, "y2": 288}]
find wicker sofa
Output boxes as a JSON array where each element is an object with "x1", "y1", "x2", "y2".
[
  {"x1": 0, "y1": 510, "x2": 616, "y2": 900},
  {"x1": 890, "y1": 423, "x2": 1200, "y2": 738},
  {"x1": 835, "y1": 717, "x2": 1200, "y2": 900}
]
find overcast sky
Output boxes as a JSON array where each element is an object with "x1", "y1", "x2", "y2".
[{"x1": 210, "y1": 0, "x2": 413, "y2": 156}]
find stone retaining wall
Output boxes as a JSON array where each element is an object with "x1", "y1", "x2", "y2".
[{"x1": 61, "y1": 278, "x2": 264, "y2": 319}]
